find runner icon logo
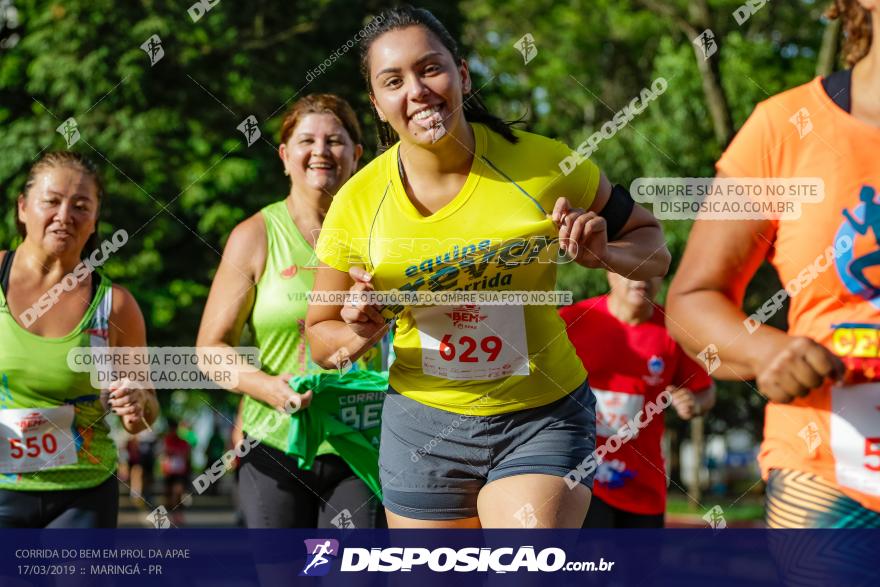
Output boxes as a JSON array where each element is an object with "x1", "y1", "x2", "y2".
[
  {"x1": 798, "y1": 422, "x2": 822, "y2": 455},
  {"x1": 331, "y1": 510, "x2": 356, "y2": 529},
  {"x1": 836, "y1": 186, "x2": 880, "y2": 305},
  {"x1": 300, "y1": 539, "x2": 340, "y2": 577},
  {"x1": 514, "y1": 503, "x2": 538, "y2": 528},
  {"x1": 514, "y1": 33, "x2": 538, "y2": 65},
  {"x1": 56, "y1": 117, "x2": 80, "y2": 148},
  {"x1": 147, "y1": 506, "x2": 171, "y2": 529},
  {"x1": 694, "y1": 29, "x2": 717, "y2": 60},
  {"x1": 789, "y1": 108, "x2": 813, "y2": 139},
  {"x1": 237, "y1": 115, "x2": 261, "y2": 147},
  {"x1": 702, "y1": 505, "x2": 727, "y2": 530},
  {"x1": 698, "y1": 344, "x2": 721, "y2": 375},
  {"x1": 140, "y1": 34, "x2": 164, "y2": 66}
]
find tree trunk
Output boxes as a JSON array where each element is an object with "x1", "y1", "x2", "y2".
[
  {"x1": 637, "y1": 0, "x2": 735, "y2": 145},
  {"x1": 693, "y1": 47, "x2": 734, "y2": 146},
  {"x1": 816, "y1": 18, "x2": 841, "y2": 77},
  {"x1": 689, "y1": 416, "x2": 705, "y2": 510},
  {"x1": 688, "y1": 0, "x2": 734, "y2": 146}
]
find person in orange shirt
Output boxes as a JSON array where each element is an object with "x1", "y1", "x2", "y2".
[{"x1": 667, "y1": 0, "x2": 880, "y2": 528}]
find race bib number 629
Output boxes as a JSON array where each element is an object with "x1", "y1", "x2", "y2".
[{"x1": 414, "y1": 304, "x2": 530, "y2": 380}]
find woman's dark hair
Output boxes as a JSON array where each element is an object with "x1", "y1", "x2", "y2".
[
  {"x1": 358, "y1": 5, "x2": 518, "y2": 149},
  {"x1": 17, "y1": 151, "x2": 104, "y2": 257},
  {"x1": 827, "y1": 0, "x2": 873, "y2": 68}
]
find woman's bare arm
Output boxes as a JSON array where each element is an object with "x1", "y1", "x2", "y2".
[
  {"x1": 666, "y1": 208, "x2": 781, "y2": 380},
  {"x1": 555, "y1": 173, "x2": 671, "y2": 280},
  {"x1": 108, "y1": 285, "x2": 158, "y2": 434},
  {"x1": 306, "y1": 265, "x2": 390, "y2": 369},
  {"x1": 196, "y1": 215, "x2": 307, "y2": 411}
]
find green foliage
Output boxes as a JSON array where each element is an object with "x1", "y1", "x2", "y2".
[
  {"x1": 460, "y1": 0, "x2": 831, "y2": 435},
  {"x1": 0, "y1": 1, "x2": 839, "y2": 432},
  {"x1": 0, "y1": 0, "x2": 453, "y2": 416}
]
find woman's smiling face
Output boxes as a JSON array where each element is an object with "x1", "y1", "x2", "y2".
[
  {"x1": 367, "y1": 25, "x2": 472, "y2": 147},
  {"x1": 280, "y1": 112, "x2": 362, "y2": 196}
]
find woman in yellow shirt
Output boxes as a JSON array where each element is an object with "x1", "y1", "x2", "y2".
[{"x1": 307, "y1": 6, "x2": 669, "y2": 528}]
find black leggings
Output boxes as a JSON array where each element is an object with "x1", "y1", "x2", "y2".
[
  {"x1": 237, "y1": 441, "x2": 385, "y2": 529},
  {"x1": 582, "y1": 494, "x2": 664, "y2": 528},
  {"x1": 0, "y1": 475, "x2": 119, "y2": 528}
]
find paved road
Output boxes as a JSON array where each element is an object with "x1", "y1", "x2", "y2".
[{"x1": 118, "y1": 478, "x2": 240, "y2": 529}]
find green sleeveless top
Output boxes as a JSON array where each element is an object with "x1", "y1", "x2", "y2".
[
  {"x1": 243, "y1": 201, "x2": 390, "y2": 455},
  {"x1": 241, "y1": 201, "x2": 324, "y2": 451},
  {"x1": 0, "y1": 268, "x2": 118, "y2": 491}
]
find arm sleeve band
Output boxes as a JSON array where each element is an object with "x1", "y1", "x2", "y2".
[{"x1": 599, "y1": 184, "x2": 635, "y2": 240}]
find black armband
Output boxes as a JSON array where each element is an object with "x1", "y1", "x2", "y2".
[{"x1": 599, "y1": 184, "x2": 635, "y2": 240}]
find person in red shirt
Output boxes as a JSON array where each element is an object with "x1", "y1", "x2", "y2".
[
  {"x1": 560, "y1": 272, "x2": 715, "y2": 527},
  {"x1": 161, "y1": 419, "x2": 192, "y2": 525}
]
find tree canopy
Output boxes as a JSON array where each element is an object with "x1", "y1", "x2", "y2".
[{"x1": 1, "y1": 0, "x2": 842, "y2": 431}]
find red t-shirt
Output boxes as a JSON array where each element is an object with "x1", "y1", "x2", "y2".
[
  {"x1": 560, "y1": 296, "x2": 713, "y2": 515},
  {"x1": 162, "y1": 433, "x2": 191, "y2": 477}
]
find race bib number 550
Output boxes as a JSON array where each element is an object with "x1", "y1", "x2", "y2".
[
  {"x1": 414, "y1": 305, "x2": 530, "y2": 380},
  {"x1": 0, "y1": 406, "x2": 78, "y2": 474},
  {"x1": 831, "y1": 383, "x2": 880, "y2": 496}
]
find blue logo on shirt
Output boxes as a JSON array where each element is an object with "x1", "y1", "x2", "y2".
[
  {"x1": 647, "y1": 356, "x2": 664, "y2": 375},
  {"x1": 837, "y1": 186, "x2": 880, "y2": 306}
]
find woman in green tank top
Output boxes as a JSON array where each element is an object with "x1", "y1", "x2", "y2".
[
  {"x1": 197, "y1": 94, "x2": 387, "y2": 528},
  {"x1": 0, "y1": 152, "x2": 159, "y2": 527}
]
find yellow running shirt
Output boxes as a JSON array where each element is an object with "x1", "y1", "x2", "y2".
[{"x1": 316, "y1": 123, "x2": 600, "y2": 415}]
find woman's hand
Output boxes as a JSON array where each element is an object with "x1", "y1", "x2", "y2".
[
  {"x1": 752, "y1": 336, "x2": 845, "y2": 403},
  {"x1": 669, "y1": 387, "x2": 698, "y2": 420},
  {"x1": 340, "y1": 267, "x2": 390, "y2": 339},
  {"x1": 255, "y1": 373, "x2": 313, "y2": 414},
  {"x1": 307, "y1": 265, "x2": 393, "y2": 370},
  {"x1": 552, "y1": 197, "x2": 609, "y2": 269},
  {"x1": 106, "y1": 379, "x2": 147, "y2": 429}
]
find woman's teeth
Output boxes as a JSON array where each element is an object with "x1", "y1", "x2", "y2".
[
  {"x1": 411, "y1": 106, "x2": 447, "y2": 142},
  {"x1": 413, "y1": 108, "x2": 445, "y2": 132},
  {"x1": 413, "y1": 106, "x2": 441, "y2": 121}
]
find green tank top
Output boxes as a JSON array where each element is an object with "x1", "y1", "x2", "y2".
[
  {"x1": 241, "y1": 201, "x2": 324, "y2": 451},
  {"x1": 0, "y1": 270, "x2": 118, "y2": 491}
]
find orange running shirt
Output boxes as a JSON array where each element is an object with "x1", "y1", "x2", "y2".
[{"x1": 717, "y1": 76, "x2": 880, "y2": 512}]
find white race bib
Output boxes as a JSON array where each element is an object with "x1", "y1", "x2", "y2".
[
  {"x1": 166, "y1": 455, "x2": 187, "y2": 475},
  {"x1": 0, "y1": 406, "x2": 78, "y2": 474},
  {"x1": 592, "y1": 388, "x2": 645, "y2": 438},
  {"x1": 414, "y1": 304, "x2": 529, "y2": 380},
  {"x1": 830, "y1": 383, "x2": 880, "y2": 496}
]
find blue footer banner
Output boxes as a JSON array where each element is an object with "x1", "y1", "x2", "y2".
[{"x1": 0, "y1": 529, "x2": 877, "y2": 586}]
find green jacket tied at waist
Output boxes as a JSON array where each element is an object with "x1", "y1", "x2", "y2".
[{"x1": 286, "y1": 370, "x2": 387, "y2": 499}]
